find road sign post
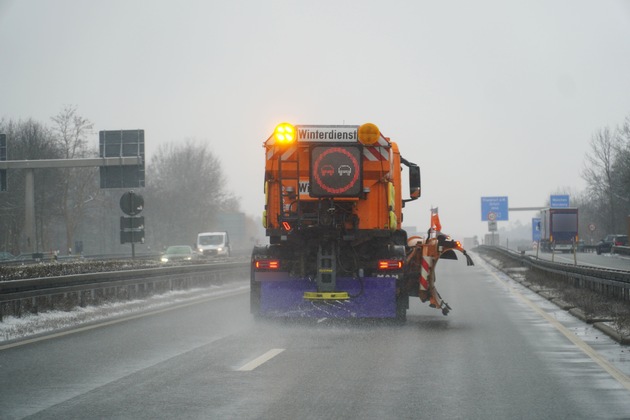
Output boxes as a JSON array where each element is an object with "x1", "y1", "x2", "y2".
[{"x1": 119, "y1": 191, "x2": 145, "y2": 258}]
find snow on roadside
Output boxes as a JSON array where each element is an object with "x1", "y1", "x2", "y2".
[{"x1": 1, "y1": 281, "x2": 249, "y2": 343}]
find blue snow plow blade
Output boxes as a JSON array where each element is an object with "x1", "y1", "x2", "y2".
[{"x1": 257, "y1": 274, "x2": 398, "y2": 319}]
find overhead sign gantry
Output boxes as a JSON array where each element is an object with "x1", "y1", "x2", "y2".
[{"x1": 0, "y1": 129, "x2": 145, "y2": 253}]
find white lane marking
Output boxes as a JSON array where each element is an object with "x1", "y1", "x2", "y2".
[
  {"x1": 483, "y1": 264, "x2": 630, "y2": 393},
  {"x1": 237, "y1": 348, "x2": 285, "y2": 371}
]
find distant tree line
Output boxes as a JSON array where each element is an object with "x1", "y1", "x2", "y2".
[
  {"x1": 3, "y1": 108, "x2": 628, "y2": 255},
  {"x1": 503, "y1": 115, "x2": 630, "y2": 245},
  {"x1": 576, "y1": 115, "x2": 630, "y2": 240},
  {"x1": 0, "y1": 107, "x2": 260, "y2": 256}
]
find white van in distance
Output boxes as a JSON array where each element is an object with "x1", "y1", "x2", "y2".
[{"x1": 197, "y1": 231, "x2": 230, "y2": 257}]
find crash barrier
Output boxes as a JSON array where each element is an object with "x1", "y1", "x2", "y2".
[
  {"x1": 0, "y1": 262, "x2": 249, "y2": 321},
  {"x1": 0, "y1": 249, "x2": 253, "y2": 266},
  {"x1": 478, "y1": 245, "x2": 630, "y2": 303},
  {"x1": 612, "y1": 245, "x2": 630, "y2": 256},
  {"x1": 0, "y1": 252, "x2": 160, "y2": 266}
]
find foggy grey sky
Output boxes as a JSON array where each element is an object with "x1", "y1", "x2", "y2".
[{"x1": 1, "y1": 0, "x2": 630, "y2": 240}]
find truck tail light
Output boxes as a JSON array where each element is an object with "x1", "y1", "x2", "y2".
[
  {"x1": 378, "y1": 259, "x2": 403, "y2": 270},
  {"x1": 255, "y1": 259, "x2": 280, "y2": 270}
]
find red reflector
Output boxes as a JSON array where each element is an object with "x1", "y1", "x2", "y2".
[
  {"x1": 282, "y1": 221, "x2": 292, "y2": 231},
  {"x1": 378, "y1": 259, "x2": 403, "y2": 270},
  {"x1": 255, "y1": 259, "x2": 280, "y2": 270}
]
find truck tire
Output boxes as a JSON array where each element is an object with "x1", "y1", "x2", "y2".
[
  {"x1": 396, "y1": 292, "x2": 408, "y2": 323},
  {"x1": 250, "y1": 245, "x2": 268, "y2": 317}
]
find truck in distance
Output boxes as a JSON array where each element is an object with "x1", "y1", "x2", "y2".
[{"x1": 539, "y1": 207, "x2": 579, "y2": 253}]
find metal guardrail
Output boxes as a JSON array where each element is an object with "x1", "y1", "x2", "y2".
[
  {"x1": 477, "y1": 245, "x2": 630, "y2": 303},
  {"x1": 0, "y1": 248, "x2": 253, "y2": 266},
  {"x1": 0, "y1": 261, "x2": 250, "y2": 321},
  {"x1": 0, "y1": 252, "x2": 160, "y2": 267},
  {"x1": 580, "y1": 244, "x2": 598, "y2": 253},
  {"x1": 613, "y1": 245, "x2": 630, "y2": 256}
]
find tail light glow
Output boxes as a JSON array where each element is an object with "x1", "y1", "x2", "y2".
[
  {"x1": 255, "y1": 259, "x2": 280, "y2": 270},
  {"x1": 378, "y1": 259, "x2": 403, "y2": 270}
]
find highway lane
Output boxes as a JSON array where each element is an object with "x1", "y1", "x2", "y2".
[{"x1": 2, "y1": 256, "x2": 630, "y2": 419}]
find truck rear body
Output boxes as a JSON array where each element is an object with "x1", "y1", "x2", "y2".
[
  {"x1": 252, "y1": 122, "x2": 472, "y2": 321},
  {"x1": 540, "y1": 207, "x2": 579, "y2": 252}
]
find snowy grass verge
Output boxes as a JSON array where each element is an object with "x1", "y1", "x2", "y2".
[{"x1": 0, "y1": 281, "x2": 249, "y2": 343}]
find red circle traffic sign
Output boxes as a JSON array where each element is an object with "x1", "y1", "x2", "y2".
[
  {"x1": 311, "y1": 146, "x2": 361, "y2": 196},
  {"x1": 120, "y1": 191, "x2": 144, "y2": 216}
]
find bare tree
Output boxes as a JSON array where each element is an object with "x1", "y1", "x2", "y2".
[
  {"x1": 50, "y1": 105, "x2": 98, "y2": 253},
  {"x1": 582, "y1": 127, "x2": 620, "y2": 233},
  {"x1": 613, "y1": 116, "x2": 630, "y2": 219},
  {"x1": 0, "y1": 118, "x2": 63, "y2": 253},
  {"x1": 144, "y1": 140, "x2": 238, "y2": 249}
]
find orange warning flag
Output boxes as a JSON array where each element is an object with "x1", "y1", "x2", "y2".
[{"x1": 431, "y1": 208, "x2": 442, "y2": 232}]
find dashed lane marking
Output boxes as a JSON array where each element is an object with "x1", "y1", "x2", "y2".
[{"x1": 237, "y1": 348, "x2": 285, "y2": 371}]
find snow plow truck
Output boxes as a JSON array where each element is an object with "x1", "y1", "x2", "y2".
[{"x1": 251, "y1": 123, "x2": 473, "y2": 321}]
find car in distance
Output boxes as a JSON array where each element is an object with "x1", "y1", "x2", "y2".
[
  {"x1": 595, "y1": 234, "x2": 628, "y2": 254},
  {"x1": 160, "y1": 245, "x2": 196, "y2": 263},
  {"x1": 197, "y1": 232, "x2": 230, "y2": 258}
]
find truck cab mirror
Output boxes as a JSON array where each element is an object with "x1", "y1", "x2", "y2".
[
  {"x1": 400, "y1": 158, "x2": 421, "y2": 206},
  {"x1": 408, "y1": 164, "x2": 421, "y2": 200}
]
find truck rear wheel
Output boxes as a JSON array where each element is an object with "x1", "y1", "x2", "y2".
[
  {"x1": 396, "y1": 292, "x2": 408, "y2": 322},
  {"x1": 250, "y1": 245, "x2": 268, "y2": 317}
]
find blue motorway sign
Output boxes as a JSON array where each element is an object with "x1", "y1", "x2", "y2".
[
  {"x1": 550, "y1": 194, "x2": 570, "y2": 208},
  {"x1": 481, "y1": 196, "x2": 508, "y2": 221},
  {"x1": 532, "y1": 217, "x2": 541, "y2": 241}
]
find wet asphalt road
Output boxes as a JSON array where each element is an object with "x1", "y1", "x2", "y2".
[{"x1": 2, "y1": 254, "x2": 630, "y2": 419}]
